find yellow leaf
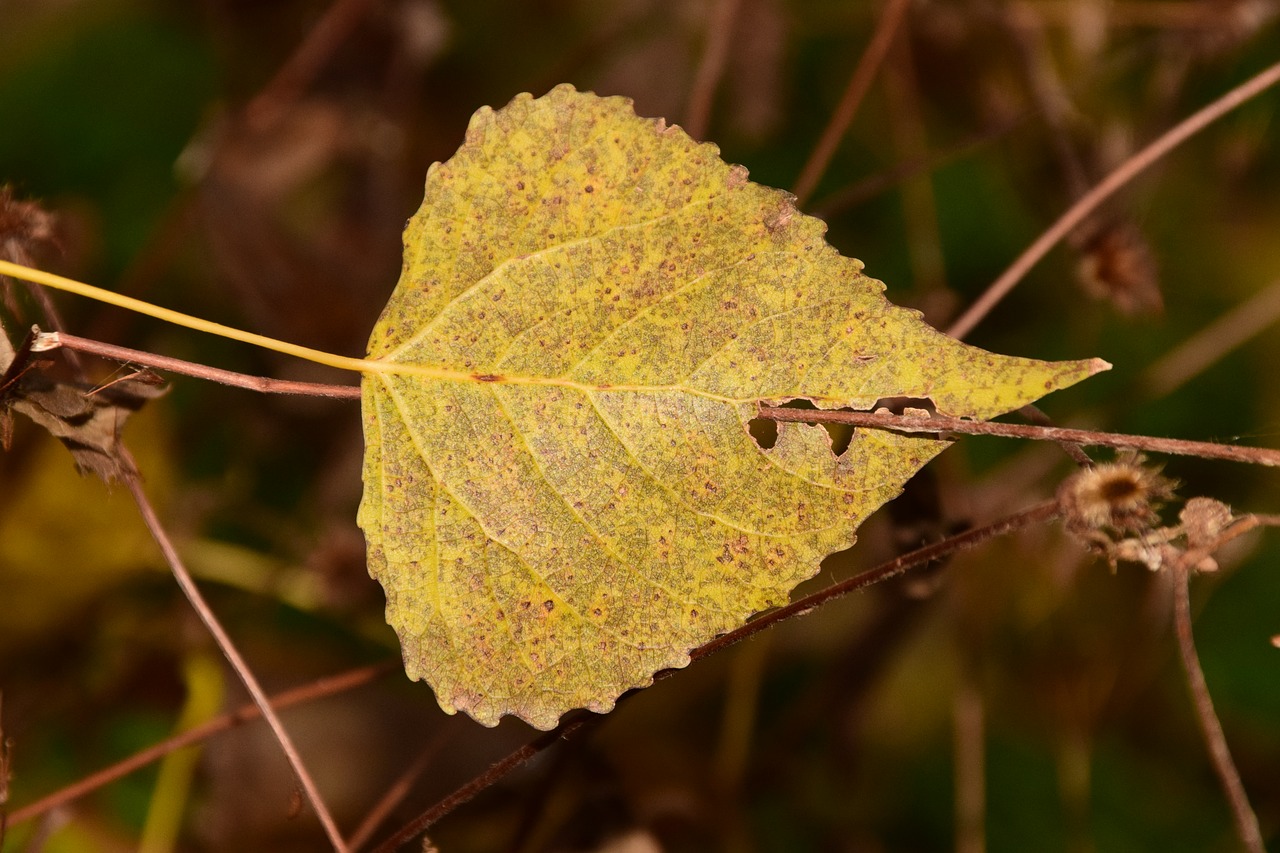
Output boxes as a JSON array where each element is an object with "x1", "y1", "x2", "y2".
[{"x1": 359, "y1": 85, "x2": 1106, "y2": 729}]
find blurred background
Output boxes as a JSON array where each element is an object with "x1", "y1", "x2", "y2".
[{"x1": 1, "y1": 0, "x2": 1279, "y2": 850}]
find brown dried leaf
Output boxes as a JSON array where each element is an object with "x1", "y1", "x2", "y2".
[{"x1": 2, "y1": 349, "x2": 167, "y2": 482}]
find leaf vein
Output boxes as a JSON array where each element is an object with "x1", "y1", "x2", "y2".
[{"x1": 384, "y1": 196, "x2": 724, "y2": 363}]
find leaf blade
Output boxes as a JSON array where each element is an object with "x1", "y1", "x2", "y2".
[{"x1": 360, "y1": 84, "x2": 1105, "y2": 729}]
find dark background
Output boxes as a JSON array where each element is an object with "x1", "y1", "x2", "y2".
[{"x1": 1, "y1": 0, "x2": 1279, "y2": 850}]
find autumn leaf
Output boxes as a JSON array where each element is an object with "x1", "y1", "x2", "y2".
[{"x1": 358, "y1": 84, "x2": 1106, "y2": 730}]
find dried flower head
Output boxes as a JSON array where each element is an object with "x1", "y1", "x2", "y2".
[
  {"x1": 1179, "y1": 497, "x2": 1234, "y2": 549},
  {"x1": 1058, "y1": 451, "x2": 1177, "y2": 536},
  {"x1": 1075, "y1": 220, "x2": 1162, "y2": 317}
]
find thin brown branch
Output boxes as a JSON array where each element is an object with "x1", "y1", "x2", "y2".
[
  {"x1": 1171, "y1": 564, "x2": 1267, "y2": 853},
  {"x1": 683, "y1": 0, "x2": 743, "y2": 141},
  {"x1": 946, "y1": 58, "x2": 1280, "y2": 340},
  {"x1": 347, "y1": 727, "x2": 454, "y2": 851},
  {"x1": 120, "y1": 451, "x2": 349, "y2": 852},
  {"x1": 810, "y1": 114, "x2": 1025, "y2": 219},
  {"x1": 243, "y1": 0, "x2": 377, "y2": 131},
  {"x1": 32, "y1": 330, "x2": 361, "y2": 399},
  {"x1": 758, "y1": 407, "x2": 1280, "y2": 467},
  {"x1": 37, "y1": 332, "x2": 1280, "y2": 466},
  {"x1": 1018, "y1": 404, "x2": 1095, "y2": 466},
  {"x1": 7, "y1": 662, "x2": 393, "y2": 827},
  {"x1": 370, "y1": 499, "x2": 1061, "y2": 852},
  {"x1": 883, "y1": 21, "x2": 946, "y2": 293},
  {"x1": 691, "y1": 499, "x2": 1062, "y2": 663},
  {"x1": 367, "y1": 715, "x2": 595, "y2": 853},
  {"x1": 791, "y1": 0, "x2": 912, "y2": 206}
]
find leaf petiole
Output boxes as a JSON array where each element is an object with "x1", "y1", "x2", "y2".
[{"x1": 0, "y1": 258, "x2": 380, "y2": 375}]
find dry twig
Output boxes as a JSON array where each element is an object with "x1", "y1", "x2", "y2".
[
  {"x1": 121, "y1": 450, "x2": 350, "y2": 852},
  {"x1": 947, "y1": 58, "x2": 1280, "y2": 340}
]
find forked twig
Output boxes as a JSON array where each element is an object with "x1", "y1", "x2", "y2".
[
  {"x1": 946, "y1": 58, "x2": 1280, "y2": 340},
  {"x1": 1172, "y1": 563, "x2": 1266, "y2": 853},
  {"x1": 1168, "y1": 512, "x2": 1280, "y2": 853}
]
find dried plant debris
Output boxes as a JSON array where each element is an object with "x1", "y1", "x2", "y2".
[
  {"x1": 1058, "y1": 450, "x2": 1177, "y2": 537},
  {"x1": 1059, "y1": 452, "x2": 1244, "y2": 572},
  {"x1": 1, "y1": 329, "x2": 166, "y2": 482},
  {"x1": 0, "y1": 187, "x2": 60, "y2": 314},
  {"x1": 0, "y1": 188, "x2": 57, "y2": 256},
  {"x1": 1074, "y1": 220, "x2": 1163, "y2": 317}
]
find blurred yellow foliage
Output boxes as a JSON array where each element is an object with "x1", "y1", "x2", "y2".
[{"x1": 0, "y1": 405, "x2": 172, "y2": 651}]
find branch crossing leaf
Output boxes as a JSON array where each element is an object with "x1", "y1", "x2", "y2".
[{"x1": 359, "y1": 84, "x2": 1106, "y2": 729}]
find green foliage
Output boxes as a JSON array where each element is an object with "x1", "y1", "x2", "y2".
[{"x1": 0, "y1": 16, "x2": 214, "y2": 270}]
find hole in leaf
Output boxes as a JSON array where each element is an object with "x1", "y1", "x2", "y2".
[
  {"x1": 748, "y1": 417, "x2": 778, "y2": 449},
  {"x1": 870, "y1": 396, "x2": 936, "y2": 415},
  {"x1": 826, "y1": 423, "x2": 854, "y2": 457}
]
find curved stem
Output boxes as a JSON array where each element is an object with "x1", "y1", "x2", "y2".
[
  {"x1": 1171, "y1": 564, "x2": 1266, "y2": 853},
  {"x1": 946, "y1": 58, "x2": 1280, "y2": 341},
  {"x1": 791, "y1": 0, "x2": 912, "y2": 206},
  {"x1": 122, "y1": 453, "x2": 349, "y2": 852}
]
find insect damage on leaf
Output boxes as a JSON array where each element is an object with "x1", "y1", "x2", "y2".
[{"x1": 358, "y1": 84, "x2": 1107, "y2": 730}]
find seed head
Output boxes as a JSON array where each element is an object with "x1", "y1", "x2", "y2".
[{"x1": 1059, "y1": 451, "x2": 1177, "y2": 535}]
